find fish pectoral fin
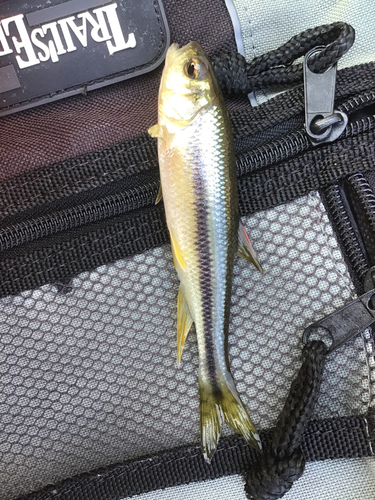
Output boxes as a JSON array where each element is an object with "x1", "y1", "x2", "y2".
[
  {"x1": 176, "y1": 286, "x2": 193, "y2": 364},
  {"x1": 199, "y1": 374, "x2": 262, "y2": 463},
  {"x1": 170, "y1": 230, "x2": 186, "y2": 270},
  {"x1": 148, "y1": 124, "x2": 165, "y2": 140},
  {"x1": 237, "y1": 221, "x2": 264, "y2": 273},
  {"x1": 155, "y1": 184, "x2": 163, "y2": 204}
]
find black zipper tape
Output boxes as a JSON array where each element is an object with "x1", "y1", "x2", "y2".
[
  {"x1": 321, "y1": 182, "x2": 369, "y2": 294},
  {"x1": 2, "y1": 126, "x2": 375, "y2": 298},
  {"x1": 1, "y1": 94, "x2": 375, "y2": 255},
  {"x1": 2, "y1": 63, "x2": 375, "y2": 297},
  {"x1": 16, "y1": 414, "x2": 373, "y2": 500},
  {"x1": 0, "y1": 172, "x2": 160, "y2": 252},
  {"x1": 2, "y1": 62, "x2": 375, "y2": 223}
]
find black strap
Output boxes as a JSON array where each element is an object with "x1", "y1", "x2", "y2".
[
  {"x1": 1, "y1": 62, "x2": 374, "y2": 224},
  {"x1": 17, "y1": 413, "x2": 373, "y2": 500},
  {"x1": 245, "y1": 341, "x2": 326, "y2": 500},
  {"x1": 321, "y1": 182, "x2": 369, "y2": 294},
  {"x1": 1, "y1": 128, "x2": 375, "y2": 299},
  {"x1": 211, "y1": 22, "x2": 355, "y2": 95}
]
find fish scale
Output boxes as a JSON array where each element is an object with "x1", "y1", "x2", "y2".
[{"x1": 149, "y1": 41, "x2": 262, "y2": 461}]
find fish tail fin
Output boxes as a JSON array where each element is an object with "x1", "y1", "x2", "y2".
[{"x1": 199, "y1": 373, "x2": 262, "y2": 462}]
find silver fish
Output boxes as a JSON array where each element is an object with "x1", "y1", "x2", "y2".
[{"x1": 149, "y1": 42, "x2": 262, "y2": 461}]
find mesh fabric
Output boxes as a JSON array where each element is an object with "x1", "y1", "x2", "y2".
[{"x1": 0, "y1": 192, "x2": 370, "y2": 499}]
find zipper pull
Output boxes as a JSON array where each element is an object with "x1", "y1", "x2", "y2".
[
  {"x1": 303, "y1": 289, "x2": 375, "y2": 354},
  {"x1": 364, "y1": 266, "x2": 375, "y2": 292},
  {"x1": 304, "y1": 46, "x2": 348, "y2": 145}
]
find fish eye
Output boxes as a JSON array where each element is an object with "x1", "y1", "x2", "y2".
[{"x1": 184, "y1": 59, "x2": 207, "y2": 79}]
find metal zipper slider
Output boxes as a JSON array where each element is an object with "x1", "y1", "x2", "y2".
[
  {"x1": 303, "y1": 289, "x2": 375, "y2": 354},
  {"x1": 304, "y1": 46, "x2": 348, "y2": 145}
]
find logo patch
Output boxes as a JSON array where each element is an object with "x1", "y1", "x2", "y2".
[{"x1": 0, "y1": 0, "x2": 170, "y2": 115}]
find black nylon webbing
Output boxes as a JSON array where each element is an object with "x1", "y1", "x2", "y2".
[
  {"x1": 1, "y1": 62, "x2": 375, "y2": 223},
  {"x1": 17, "y1": 415, "x2": 373, "y2": 500},
  {"x1": 1, "y1": 128, "x2": 375, "y2": 298},
  {"x1": 0, "y1": 205, "x2": 169, "y2": 298}
]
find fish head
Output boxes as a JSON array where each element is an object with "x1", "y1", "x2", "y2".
[{"x1": 159, "y1": 42, "x2": 218, "y2": 126}]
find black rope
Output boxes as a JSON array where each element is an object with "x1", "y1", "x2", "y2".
[
  {"x1": 245, "y1": 341, "x2": 327, "y2": 500},
  {"x1": 212, "y1": 22, "x2": 355, "y2": 94}
]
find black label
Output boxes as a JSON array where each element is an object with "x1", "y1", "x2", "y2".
[{"x1": 0, "y1": 0, "x2": 170, "y2": 115}]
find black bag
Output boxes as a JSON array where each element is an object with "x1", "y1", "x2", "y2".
[{"x1": 0, "y1": 1, "x2": 374, "y2": 499}]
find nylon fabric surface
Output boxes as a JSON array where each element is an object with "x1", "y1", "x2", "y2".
[
  {"x1": 0, "y1": 192, "x2": 369, "y2": 499},
  {"x1": 127, "y1": 457, "x2": 375, "y2": 500},
  {"x1": 232, "y1": 0, "x2": 375, "y2": 104},
  {"x1": 0, "y1": 0, "x2": 250, "y2": 182}
]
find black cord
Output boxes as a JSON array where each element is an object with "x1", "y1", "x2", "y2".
[
  {"x1": 245, "y1": 341, "x2": 327, "y2": 500},
  {"x1": 212, "y1": 22, "x2": 355, "y2": 95}
]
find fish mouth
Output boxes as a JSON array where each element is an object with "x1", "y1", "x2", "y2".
[{"x1": 167, "y1": 43, "x2": 180, "y2": 56}]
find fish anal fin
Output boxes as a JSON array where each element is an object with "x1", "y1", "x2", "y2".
[
  {"x1": 177, "y1": 286, "x2": 193, "y2": 364},
  {"x1": 170, "y1": 231, "x2": 186, "y2": 270},
  {"x1": 199, "y1": 373, "x2": 262, "y2": 463},
  {"x1": 148, "y1": 124, "x2": 165, "y2": 140},
  {"x1": 155, "y1": 184, "x2": 163, "y2": 204},
  {"x1": 238, "y1": 222, "x2": 264, "y2": 273}
]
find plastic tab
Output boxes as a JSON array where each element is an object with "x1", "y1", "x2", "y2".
[
  {"x1": 304, "y1": 46, "x2": 348, "y2": 145},
  {"x1": 303, "y1": 289, "x2": 375, "y2": 354}
]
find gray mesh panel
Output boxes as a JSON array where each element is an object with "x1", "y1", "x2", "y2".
[{"x1": 0, "y1": 192, "x2": 370, "y2": 498}]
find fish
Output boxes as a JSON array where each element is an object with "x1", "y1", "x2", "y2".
[{"x1": 148, "y1": 42, "x2": 263, "y2": 462}]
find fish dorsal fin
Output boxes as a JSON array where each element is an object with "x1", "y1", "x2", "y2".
[
  {"x1": 177, "y1": 286, "x2": 193, "y2": 364},
  {"x1": 170, "y1": 230, "x2": 186, "y2": 270},
  {"x1": 155, "y1": 184, "x2": 163, "y2": 204},
  {"x1": 238, "y1": 222, "x2": 264, "y2": 273}
]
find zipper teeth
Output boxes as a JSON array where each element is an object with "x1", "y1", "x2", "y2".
[
  {"x1": 2, "y1": 92, "x2": 375, "y2": 253},
  {"x1": 345, "y1": 115, "x2": 375, "y2": 136},
  {"x1": 338, "y1": 90, "x2": 375, "y2": 114},
  {"x1": 324, "y1": 183, "x2": 369, "y2": 280},
  {"x1": 347, "y1": 173, "x2": 375, "y2": 231},
  {"x1": 0, "y1": 181, "x2": 159, "y2": 252},
  {"x1": 236, "y1": 92, "x2": 375, "y2": 178},
  {"x1": 236, "y1": 130, "x2": 310, "y2": 176}
]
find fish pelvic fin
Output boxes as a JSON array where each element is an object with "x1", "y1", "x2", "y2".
[
  {"x1": 177, "y1": 286, "x2": 193, "y2": 364},
  {"x1": 155, "y1": 184, "x2": 163, "y2": 204},
  {"x1": 199, "y1": 373, "x2": 262, "y2": 463},
  {"x1": 170, "y1": 230, "x2": 186, "y2": 270},
  {"x1": 237, "y1": 221, "x2": 264, "y2": 273}
]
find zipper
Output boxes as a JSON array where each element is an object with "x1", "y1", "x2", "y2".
[
  {"x1": 1, "y1": 92, "x2": 375, "y2": 253},
  {"x1": 0, "y1": 180, "x2": 159, "y2": 252},
  {"x1": 323, "y1": 182, "x2": 369, "y2": 284},
  {"x1": 236, "y1": 90, "x2": 375, "y2": 178},
  {"x1": 323, "y1": 168, "x2": 375, "y2": 296},
  {"x1": 303, "y1": 46, "x2": 348, "y2": 145}
]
